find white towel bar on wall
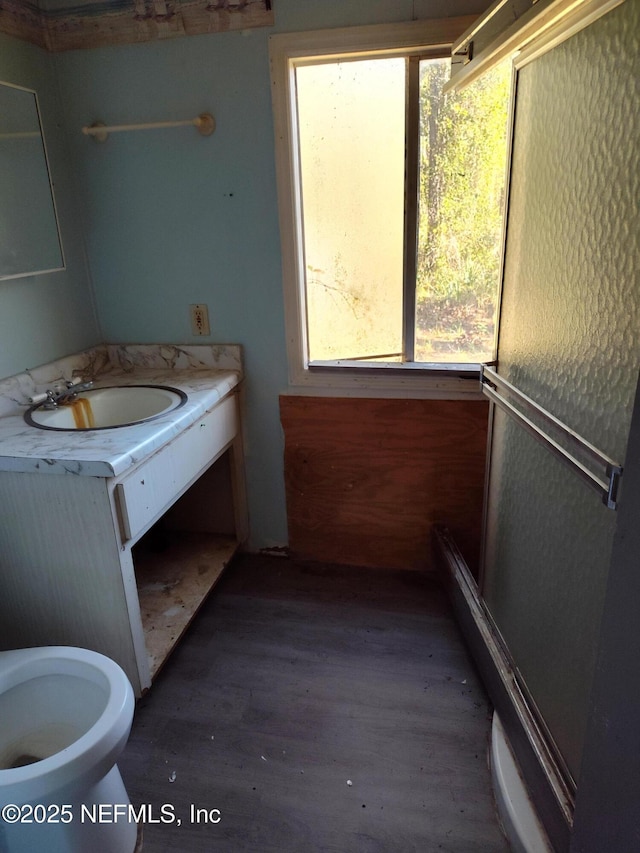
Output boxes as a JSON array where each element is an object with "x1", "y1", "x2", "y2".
[{"x1": 81, "y1": 112, "x2": 215, "y2": 142}]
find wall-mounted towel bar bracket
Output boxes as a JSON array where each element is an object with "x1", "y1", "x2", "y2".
[
  {"x1": 481, "y1": 365, "x2": 623, "y2": 510},
  {"x1": 82, "y1": 112, "x2": 215, "y2": 142}
]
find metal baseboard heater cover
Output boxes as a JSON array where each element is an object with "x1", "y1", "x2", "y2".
[{"x1": 481, "y1": 365, "x2": 622, "y2": 509}]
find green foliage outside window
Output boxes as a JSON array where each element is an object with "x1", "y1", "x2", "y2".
[{"x1": 417, "y1": 60, "x2": 511, "y2": 361}]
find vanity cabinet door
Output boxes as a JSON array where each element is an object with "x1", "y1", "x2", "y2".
[{"x1": 116, "y1": 394, "x2": 237, "y2": 542}]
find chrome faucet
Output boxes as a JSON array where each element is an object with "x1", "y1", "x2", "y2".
[{"x1": 41, "y1": 379, "x2": 94, "y2": 409}]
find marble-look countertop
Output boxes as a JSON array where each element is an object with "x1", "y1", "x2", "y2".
[{"x1": 0, "y1": 344, "x2": 243, "y2": 479}]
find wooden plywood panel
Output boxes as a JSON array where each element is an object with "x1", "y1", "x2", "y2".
[{"x1": 280, "y1": 396, "x2": 489, "y2": 573}]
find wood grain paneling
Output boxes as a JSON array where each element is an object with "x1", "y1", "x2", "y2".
[{"x1": 280, "y1": 396, "x2": 489, "y2": 573}]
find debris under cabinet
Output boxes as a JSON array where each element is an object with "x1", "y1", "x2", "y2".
[{"x1": 132, "y1": 450, "x2": 239, "y2": 680}]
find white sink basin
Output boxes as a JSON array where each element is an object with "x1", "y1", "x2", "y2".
[{"x1": 25, "y1": 385, "x2": 187, "y2": 431}]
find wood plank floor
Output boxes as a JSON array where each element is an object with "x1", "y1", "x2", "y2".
[{"x1": 118, "y1": 554, "x2": 509, "y2": 852}]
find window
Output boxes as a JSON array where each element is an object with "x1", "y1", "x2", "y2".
[{"x1": 270, "y1": 21, "x2": 513, "y2": 390}]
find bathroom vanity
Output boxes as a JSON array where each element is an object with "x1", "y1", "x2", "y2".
[{"x1": 0, "y1": 344, "x2": 248, "y2": 696}]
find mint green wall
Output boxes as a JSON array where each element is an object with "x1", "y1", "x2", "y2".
[
  {"x1": 47, "y1": 0, "x2": 487, "y2": 549},
  {"x1": 0, "y1": 34, "x2": 100, "y2": 380},
  {"x1": 52, "y1": 0, "x2": 487, "y2": 549}
]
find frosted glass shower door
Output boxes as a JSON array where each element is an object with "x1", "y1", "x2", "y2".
[{"x1": 482, "y1": 0, "x2": 640, "y2": 785}]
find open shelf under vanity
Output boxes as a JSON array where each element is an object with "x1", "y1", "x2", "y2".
[
  {"x1": 134, "y1": 530, "x2": 238, "y2": 679},
  {"x1": 123, "y1": 407, "x2": 248, "y2": 691}
]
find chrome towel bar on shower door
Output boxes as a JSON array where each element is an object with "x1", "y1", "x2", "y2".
[{"x1": 481, "y1": 365, "x2": 623, "y2": 509}]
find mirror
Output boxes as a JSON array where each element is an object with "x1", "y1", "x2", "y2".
[{"x1": 0, "y1": 81, "x2": 65, "y2": 281}]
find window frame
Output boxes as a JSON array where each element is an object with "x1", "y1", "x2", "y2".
[{"x1": 269, "y1": 17, "x2": 508, "y2": 396}]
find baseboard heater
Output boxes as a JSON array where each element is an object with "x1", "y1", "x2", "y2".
[{"x1": 433, "y1": 525, "x2": 574, "y2": 853}]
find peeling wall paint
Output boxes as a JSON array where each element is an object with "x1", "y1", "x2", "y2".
[{"x1": 0, "y1": 0, "x2": 273, "y2": 51}]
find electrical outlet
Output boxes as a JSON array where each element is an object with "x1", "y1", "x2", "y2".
[{"x1": 190, "y1": 303, "x2": 210, "y2": 336}]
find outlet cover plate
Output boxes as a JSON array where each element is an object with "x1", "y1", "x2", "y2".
[{"x1": 190, "y1": 303, "x2": 210, "y2": 336}]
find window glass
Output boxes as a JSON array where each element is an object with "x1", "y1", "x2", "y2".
[
  {"x1": 271, "y1": 21, "x2": 514, "y2": 383},
  {"x1": 296, "y1": 58, "x2": 405, "y2": 362},
  {"x1": 416, "y1": 59, "x2": 511, "y2": 363}
]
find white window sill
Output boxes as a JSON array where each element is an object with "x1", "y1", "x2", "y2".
[{"x1": 283, "y1": 361, "x2": 487, "y2": 400}]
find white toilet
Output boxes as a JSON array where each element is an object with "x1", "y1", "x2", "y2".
[{"x1": 0, "y1": 646, "x2": 138, "y2": 853}]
